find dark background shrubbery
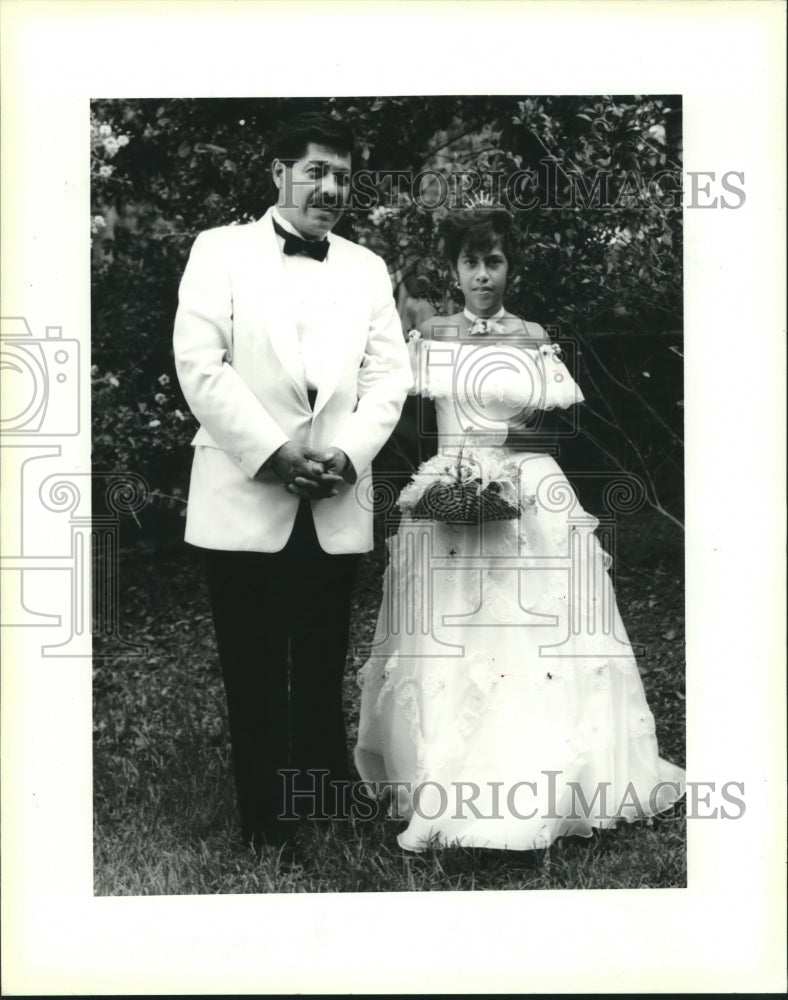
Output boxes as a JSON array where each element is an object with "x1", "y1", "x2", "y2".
[{"x1": 90, "y1": 95, "x2": 683, "y2": 537}]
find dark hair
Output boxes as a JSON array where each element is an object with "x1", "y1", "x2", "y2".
[
  {"x1": 439, "y1": 208, "x2": 521, "y2": 268},
  {"x1": 269, "y1": 112, "x2": 355, "y2": 164}
]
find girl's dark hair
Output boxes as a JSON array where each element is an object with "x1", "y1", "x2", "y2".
[
  {"x1": 269, "y1": 112, "x2": 355, "y2": 163},
  {"x1": 438, "y1": 208, "x2": 521, "y2": 267}
]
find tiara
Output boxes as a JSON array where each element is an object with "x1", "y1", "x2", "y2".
[
  {"x1": 460, "y1": 189, "x2": 508, "y2": 212},
  {"x1": 466, "y1": 191, "x2": 494, "y2": 209}
]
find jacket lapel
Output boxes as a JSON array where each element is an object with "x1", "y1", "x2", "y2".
[{"x1": 251, "y1": 209, "x2": 310, "y2": 408}]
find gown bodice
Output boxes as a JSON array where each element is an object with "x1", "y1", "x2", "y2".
[{"x1": 410, "y1": 335, "x2": 584, "y2": 451}]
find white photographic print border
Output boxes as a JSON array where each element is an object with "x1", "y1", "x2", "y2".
[{"x1": 1, "y1": 0, "x2": 785, "y2": 994}]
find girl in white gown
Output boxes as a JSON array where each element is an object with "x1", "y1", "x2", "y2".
[{"x1": 354, "y1": 207, "x2": 685, "y2": 852}]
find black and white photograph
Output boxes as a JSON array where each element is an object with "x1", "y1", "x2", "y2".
[
  {"x1": 1, "y1": 1, "x2": 785, "y2": 994},
  {"x1": 90, "y1": 94, "x2": 688, "y2": 893}
]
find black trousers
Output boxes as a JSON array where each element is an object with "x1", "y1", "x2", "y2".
[{"x1": 202, "y1": 501, "x2": 360, "y2": 847}]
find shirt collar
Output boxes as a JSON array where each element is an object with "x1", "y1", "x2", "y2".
[
  {"x1": 271, "y1": 205, "x2": 333, "y2": 244},
  {"x1": 271, "y1": 206, "x2": 302, "y2": 239},
  {"x1": 463, "y1": 306, "x2": 505, "y2": 323}
]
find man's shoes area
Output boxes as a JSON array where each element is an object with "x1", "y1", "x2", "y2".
[{"x1": 247, "y1": 829, "x2": 300, "y2": 867}]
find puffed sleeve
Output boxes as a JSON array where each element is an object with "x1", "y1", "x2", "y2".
[{"x1": 536, "y1": 343, "x2": 585, "y2": 409}]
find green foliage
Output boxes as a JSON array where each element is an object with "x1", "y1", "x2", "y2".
[
  {"x1": 355, "y1": 95, "x2": 683, "y2": 331},
  {"x1": 90, "y1": 96, "x2": 683, "y2": 521}
]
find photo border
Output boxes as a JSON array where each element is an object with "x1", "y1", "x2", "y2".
[{"x1": 2, "y1": 0, "x2": 785, "y2": 993}]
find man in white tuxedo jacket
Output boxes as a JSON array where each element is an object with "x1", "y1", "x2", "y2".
[{"x1": 173, "y1": 113, "x2": 411, "y2": 852}]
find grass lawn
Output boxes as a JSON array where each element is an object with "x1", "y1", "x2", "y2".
[{"x1": 93, "y1": 507, "x2": 686, "y2": 895}]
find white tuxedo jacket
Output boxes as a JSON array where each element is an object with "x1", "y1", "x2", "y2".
[{"x1": 173, "y1": 208, "x2": 412, "y2": 553}]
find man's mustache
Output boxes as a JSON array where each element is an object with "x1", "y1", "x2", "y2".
[{"x1": 310, "y1": 197, "x2": 347, "y2": 212}]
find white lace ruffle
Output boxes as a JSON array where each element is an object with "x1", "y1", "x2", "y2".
[
  {"x1": 357, "y1": 638, "x2": 664, "y2": 829},
  {"x1": 411, "y1": 339, "x2": 584, "y2": 411}
]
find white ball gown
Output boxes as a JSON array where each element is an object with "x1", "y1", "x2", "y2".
[{"x1": 354, "y1": 320, "x2": 685, "y2": 852}]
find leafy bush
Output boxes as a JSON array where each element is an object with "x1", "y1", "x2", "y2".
[{"x1": 90, "y1": 96, "x2": 683, "y2": 529}]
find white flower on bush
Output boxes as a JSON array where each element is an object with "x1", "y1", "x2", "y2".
[
  {"x1": 369, "y1": 206, "x2": 392, "y2": 227},
  {"x1": 99, "y1": 123, "x2": 112, "y2": 137},
  {"x1": 98, "y1": 165, "x2": 114, "y2": 178},
  {"x1": 157, "y1": 374, "x2": 170, "y2": 386},
  {"x1": 154, "y1": 392, "x2": 167, "y2": 404},
  {"x1": 102, "y1": 136, "x2": 120, "y2": 157},
  {"x1": 91, "y1": 215, "x2": 106, "y2": 234},
  {"x1": 148, "y1": 419, "x2": 161, "y2": 428},
  {"x1": 174, "y1": 409, "x2": 187, "y2": 421},
  {"x1": 117, "y1": 134, "x2": 130, "y2": 147}
]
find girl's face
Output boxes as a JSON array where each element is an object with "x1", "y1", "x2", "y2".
[{"x1": 456, "y1": 235, "x2": 509, "y2": 317}]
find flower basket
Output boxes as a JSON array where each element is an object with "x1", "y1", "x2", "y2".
[
  {"x1": 409, "y1": 478, "x2": 521, "y2": 524},
  {"x1": 401, "y1": 430, "x2": 522, "y2": 525}
]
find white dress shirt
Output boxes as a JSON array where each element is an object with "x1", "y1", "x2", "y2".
[{"x1": 272, "y1": 206, "x2": 335, "y2": 392}]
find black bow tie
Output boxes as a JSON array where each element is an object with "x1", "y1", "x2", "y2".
[{"x1": 273, "y1": 219, "x2": 329, "y2": 262}]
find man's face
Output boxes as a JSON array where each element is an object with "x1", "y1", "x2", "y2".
[{"x1": 272, "y1": 141, "x2": 352, "y2": 240}]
